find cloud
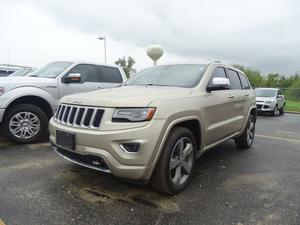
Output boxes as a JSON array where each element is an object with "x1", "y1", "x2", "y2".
[{"x1": 1, "y1": 0, "x2": 300, "y2": 74}]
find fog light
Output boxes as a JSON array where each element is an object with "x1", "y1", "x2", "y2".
[{"x1": 120, "y1": 143, "x2": 140, "y2": 153}]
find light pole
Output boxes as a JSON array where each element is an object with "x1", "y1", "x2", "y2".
[{"x1": 98, "y1": 36, "x2": 107, "y2": 64}]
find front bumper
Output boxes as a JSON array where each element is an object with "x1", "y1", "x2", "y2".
[
  {"x1": 0, "y1": 109, "x2": 5, "y2": 123},
  {"x1": 256, "y1": 102, "x2": 275, "y2": 112},
  {"x1": 49, "y1": 118, "x2": 167, "y2": 180}
]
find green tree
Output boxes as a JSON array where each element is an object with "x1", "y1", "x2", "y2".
[
  {"x1": 115, "y1": 56, "x2": 136, "y2": 78},
  {"x1": 286, "y1": 79, "x2": 300, "y2": 101},
  {"x1": 232, "y1": 64, "x2": 265, "y2": 87}
]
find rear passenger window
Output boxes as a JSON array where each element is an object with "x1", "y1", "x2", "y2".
[
  {"x1": 98, "y1": 66, "x2": 122, "y2": 83},
  {"x1": 227, "y1": 69, "x2": 242, "y2": 90},
  {"x1": 209, "y1": 67, "x2": 226, "y2": 85},
  {"x1": 239, "y1": 73, "x2": 251, "y2": 89}
]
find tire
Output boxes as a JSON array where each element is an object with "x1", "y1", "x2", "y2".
[
  {"x1": 235, "y1": 114, "x2": 255, "y2": 149},
  {"x1": 3, "y1": 104, "x2": 49, "y2": 144},
  {"x1": 271, "y1": 105, "x2": 278, "y2": 117},
  {"x1": 150, "y1": 127, "x2": 196, "y2": 195},
  {"x1": 279, "y1": 104, "x2": 285, "y2": 115}
]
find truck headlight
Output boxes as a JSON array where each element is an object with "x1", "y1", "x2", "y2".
[
  {"x1": 112, "y1": 108, "x2": 156, "y2": 122},
  {"x1": 0, "y1": 87, "x2": 5, "y2": 96}
]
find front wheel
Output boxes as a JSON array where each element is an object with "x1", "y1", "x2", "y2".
[
  {"x1": 271, "y1": 105, "x2": 278, "y2": 117},
  {"x1": 3, "y1": 104, "x2": 49, "y2": 144},
  {"x1": 150, "y1": 127, "x2": 196, "y2": 195},
  {"x1": 235, "y1": 114, "x2": 255, "y2": 149}
]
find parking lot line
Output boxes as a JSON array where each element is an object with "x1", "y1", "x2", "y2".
[{"x1": 255, "y1": 134, "x2": 300, "y2": 143}]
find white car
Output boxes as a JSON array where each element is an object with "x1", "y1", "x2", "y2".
[{"x1": 255, "y1": 88, "x2": 285, "y2": 116}]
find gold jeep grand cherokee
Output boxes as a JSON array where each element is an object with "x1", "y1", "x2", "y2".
[{"x1": 49, "y1": 63, "x2": 256, "y2": 194}]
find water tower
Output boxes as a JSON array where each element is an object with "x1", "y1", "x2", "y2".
[{"x1": 147, "y1": 44, "x2": 164, "y2": 66}]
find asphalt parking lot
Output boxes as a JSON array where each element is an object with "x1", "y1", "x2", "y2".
[{"x1": 0, "y1": 114, "x2": 299, "y2": 225}]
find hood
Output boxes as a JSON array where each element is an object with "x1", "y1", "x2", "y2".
[
  {"x1": 0, "y1": 76, "x2": 56, "y2": 90},
  {"x1": 256, "y1": 96, "x2": 275, "y2": 102},
  {"x1": 62, "y1": 86, "x2": 193, "y2": 107}
]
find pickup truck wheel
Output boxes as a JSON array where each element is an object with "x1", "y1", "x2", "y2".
[
  {"x1": 235, "y1": 114, "x2": 255, "y2": 149},
  {"x1": 3, "y1": 104, "x2": 48, "y2": 144},
  {"x1": 150, "y1": 127, "x2": 196, "y2": 195}
]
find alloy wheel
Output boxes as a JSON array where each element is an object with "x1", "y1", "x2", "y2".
[
  {"x1": 9, "y1": 112, "x2": 41, "y2": 139},
  {"x1": 169, "y1": 137, "x2": 194, "y2": 186}
]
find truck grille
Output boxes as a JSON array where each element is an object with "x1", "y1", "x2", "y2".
[{"x1": 54, "y1": 104, "x2": 104, "y2": 129}]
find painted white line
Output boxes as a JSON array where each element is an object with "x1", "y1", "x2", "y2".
[{"x1": 255, "y1": 134, "x2": 300, "y2": 143}]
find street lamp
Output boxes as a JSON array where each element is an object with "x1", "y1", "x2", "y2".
[{"x1": 98, "y1": 36, "x2": 107, "y2": 64}]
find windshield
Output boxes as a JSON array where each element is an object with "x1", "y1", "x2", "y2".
[
  {"x1": 9, "y1": 69, "x2": 32, "y2": 77},
  {"x1": 29, "y1": 62, "x2": 72, "y2": 78},
  {"x1": 255, "y1": 89, "x2": 277, "y2": 97},
  {"x1": 125, "y1": 64, "x2": 207, "y2": 88}
]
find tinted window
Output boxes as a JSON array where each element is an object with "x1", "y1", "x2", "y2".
[
  {"x1": 126, "y1": 64, "x2": 207, "y2": 88},
  {"x1": 239, "y1": 73, "x2": 251, "y2": 89},
  {"x1": 227, "y1": 69, "x2": 242, "y2": 90},
  {"x1": 99, "y1": 66, "x2": 122, "y2": 83},
  {"x1": 278, "y1": 90, "x2": 283, "y2": 96},
  {"x1": 68, "y1": 64, "x2": 98, "y2": 83},
  {"x1": 209, "y1": 67, "x2": 226, "y2": 85}
]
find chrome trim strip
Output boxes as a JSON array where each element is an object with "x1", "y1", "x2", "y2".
[{"x1": 53, "y1": 146, "x2": 112, "y2": 174}]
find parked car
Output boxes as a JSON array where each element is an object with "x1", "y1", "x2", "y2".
[
  {"x1": 8, "y1": 68, "x2": 35, "y2": 77},
  {"x1": 0, "y1": 64, "x2": 32, "y2": 77},
  {"x1": 49, "y1": 63, "x2": 257, "y2": 194},
  {"x1": 0, "y1": 61, "x2": 126, "y2": 143},
  {"x1": 255, "y1": 88, "x2": 285, "y2": 116}
]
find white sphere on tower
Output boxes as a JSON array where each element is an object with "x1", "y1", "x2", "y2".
[{"x1": 147, "y1": 44, "x2": 164, "y2": 66}]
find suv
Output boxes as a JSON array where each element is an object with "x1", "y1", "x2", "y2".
[
  {"x1": 0, "y1": 61, "x2": 126, "y2": 143},
  {"x1": 255, "y1": 88, "x2": 285, "y2": 116},
  {"x1": 49, "y1": 63, "x2": 256, "y2": 194}
]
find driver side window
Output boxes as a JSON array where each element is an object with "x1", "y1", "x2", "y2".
[{"x1": 66, "y1": 64, "x2": 98, "y2": 83}]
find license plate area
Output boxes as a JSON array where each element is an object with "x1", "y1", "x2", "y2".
[{"x1": 56, "y1": 130, "x2": 75, "y2": 150}]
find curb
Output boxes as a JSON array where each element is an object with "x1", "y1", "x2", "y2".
[{"x1": 286, "y1": 111, "x2": 300, "y2": 114}]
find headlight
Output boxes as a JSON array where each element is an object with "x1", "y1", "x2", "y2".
[
  {"x1": 112, "y1": 108, "x2": 156, "y2": 122},
  {"x1": 0, "y1": 87, "x2": 5, "y2": 96},
  {"x1": 265, "y1": 100, "x2": 274, "y2": 103}
]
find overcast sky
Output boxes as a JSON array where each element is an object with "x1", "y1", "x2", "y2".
[{"x1": 0, "y1": 0, "x2": 299, "y2": 75}]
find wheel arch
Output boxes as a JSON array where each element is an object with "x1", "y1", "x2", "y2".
[{"x1": 4, "y1": 95, "x2": 53, "y2": 120}]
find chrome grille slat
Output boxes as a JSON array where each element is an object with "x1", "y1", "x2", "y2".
[
  {"x1": 66, "y1": 106, "x2": 73, "y2": 124},
  {"x1": 80, "y1": 108, "x2": 88, "y2": 127},
  {"x1": 89, "y1": 109, "x2": 97, "y2": 127},
  {"x1": 54, "y1": 104, "x2": 104, "y2": 129}
]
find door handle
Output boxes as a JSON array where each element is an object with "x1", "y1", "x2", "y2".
[
  {"x1": 97, "y1": 86, "x2": 102, "y2": 89},
  {"x1": 244, "y1": 94, "x2": 249, "y2": 97},
  {"x1": 228, "y1": 94, "x2": 235, "y2": 99}
]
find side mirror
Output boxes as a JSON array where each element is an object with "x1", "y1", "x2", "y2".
[
  {"x1": 277, "y1": 95, "x2": 283, "y2": 98},
  {"x1": 206, "y1": 77, "x2": 230, "y2": 92},
  {"x1": 62, "y1": 73, "x2": 81, "y2": 83}
]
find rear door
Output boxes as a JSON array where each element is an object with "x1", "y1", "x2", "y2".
[
  {"x1": 205, "y1": 67, "x2": 238, "y2": 145},
  {"x1": 226, "y1": 69, "x2": 246, "y2": 132},
  {"x1": 59, "y1": 64, "x2": 100, "y2": 98}
]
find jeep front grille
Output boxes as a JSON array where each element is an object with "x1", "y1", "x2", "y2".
[{"x1": 54, "y1": 104, "x2": 104, "y2": 129}]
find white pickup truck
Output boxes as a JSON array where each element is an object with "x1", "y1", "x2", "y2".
[{"x1": 0, "y1": 61, "x2": 127, "y2": 143}]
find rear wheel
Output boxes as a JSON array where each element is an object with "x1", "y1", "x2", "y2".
[
  {"x1": 150, "y1": 127, "x2": 196, "y2": 195},
  {"x1": 235, "y1": 114, "x2": 255, "y2": 149},
  {"x1": 279, "y1": 104, "x2": 285, "y2": 115},
  {"x1": 3, "y1": 104, "x2": 49, "y2": 144}
]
